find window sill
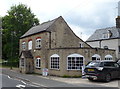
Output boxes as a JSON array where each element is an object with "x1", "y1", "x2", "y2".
[
  {"x1": 67, "y1": 69, "x2": 81, "y2": 71},
  {"x1": 50, "y1": 68, "x2": 60, "y2": 71},
  {"x1": 36, "y1": 48, "x2": 41, "y2": 50},
  {"x1": 35, "y1": 67, "x2": 41, "y2": 69}
]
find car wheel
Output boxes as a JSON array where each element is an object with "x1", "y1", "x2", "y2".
[
  {"x1": 105, "y1": 74, "x2": 111, "y2": 82},
  {"x1": 88, "y1": 78, "x2": 94, "y2": 81}
]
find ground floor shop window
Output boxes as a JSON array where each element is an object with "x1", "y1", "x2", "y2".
[
  {"x1": 105, "y1": 55, "x2": 113, "y2": 60},
  {"x1": 50, "y1": 54, "x2": 60, "y2": 70},
  {"x1": 92, "y1": 54, "x2": 101, "y2": 61},
  {"x1": 35, "y1": 58, "x2": 41, "y2": 68},
  {"x1": 67, "y1": 54, "x2": 84, "y2": 70}
]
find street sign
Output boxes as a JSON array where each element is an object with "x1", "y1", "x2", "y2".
[{"x1": 42, "y1": 68, "x2": 48, "y2": 76}]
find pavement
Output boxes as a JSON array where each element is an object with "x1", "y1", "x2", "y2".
[{"x1": 1, "y1": 68, "x2": 120, "y2": 88}]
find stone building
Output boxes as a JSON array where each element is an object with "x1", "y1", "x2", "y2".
[
  {"x1": 86, "y1": 1, "x2": 120, "y2": 60},
  {"x1": 19, "y1": 16, "x2": 115, "y2": 76}
]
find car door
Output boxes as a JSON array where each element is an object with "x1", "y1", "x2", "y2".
[
  {"x1": 113, "y1": 63, "x2": 120, "y2": 78},
  {"x1": 104, "y1": 62, "x2": 119, "y2": 79}
]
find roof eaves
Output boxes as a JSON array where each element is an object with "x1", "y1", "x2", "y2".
[
  {"x1": 86, "y1": 37, "x2": 120, "y2": 42},
  {"x1": 20, "y1": 16, "x2": 62, "y2": 39},
  {"x1": 20, "y1": 30, "x2": 48, "y2": 39}
]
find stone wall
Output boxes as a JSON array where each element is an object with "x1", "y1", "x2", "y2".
[
  {"x1": 47, "y1": 48, "x2": 115, "y2": 76},
  {"x1": 87, "y1": 39, "x2": 119, "y2": 59}
]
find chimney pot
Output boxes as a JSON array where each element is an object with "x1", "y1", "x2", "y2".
[{"x1": 116, "y1": 1, "x2": 120, "y2": 28}]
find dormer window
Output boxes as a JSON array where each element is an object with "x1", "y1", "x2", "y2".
[
  {"x1": 102, "y1": 30, "x2": 112, "y2": 39},
  {"x1": 107, "y1": 30, "x2": 112, "y2": 38},
  {"x1": 102, "y1": 33, "x2": 108, "y2": 39},
  {"x1": 36, "y1": 37, "x2": 41, "y2": 49},
  {"x1": 22, "y1": 41, "x2": 26, "y2": 50}
]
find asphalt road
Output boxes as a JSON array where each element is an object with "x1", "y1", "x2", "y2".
[
  {"x1": 1, "y1": 68, "x2": 120, "y2": 89},
  {"x1": 1, "y1": 74, "x2": 40, "y2": 88}
]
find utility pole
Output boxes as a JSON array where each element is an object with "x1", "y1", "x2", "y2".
[
  {"x1": 0, "y1": 30, "x2": 1, "y2": 60},
  {"x1": 10, "y1": 31, "x2": 13, "y2": 69}
]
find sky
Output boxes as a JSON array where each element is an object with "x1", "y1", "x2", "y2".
[{"x1": 0, "y1": 0, "x2": 120, "y2": 41}]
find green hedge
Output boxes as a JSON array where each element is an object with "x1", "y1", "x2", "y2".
[{"x1": 2, "y1": 61, "x2": 19, "y2": 67}]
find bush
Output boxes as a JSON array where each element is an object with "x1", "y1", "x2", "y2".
[{"x1": 2, "y1": 61, "x2": 19, "y2": 68}]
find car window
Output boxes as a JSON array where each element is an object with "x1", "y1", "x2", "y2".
[
  {"x1": 104, "y1": 62, "x2": 114, "y2": 67},
  {"x1": 114, "y1": 63, "x2": 119, "y2": 68},
  {"x1": 104, "y1": 62, "x2": 119, "y2": 68},
  {"x1": 86, "y1": 62, "x2": 100, "y2": 67},
  {"x1": 99, "y1": 62, "x2": 104, "y2": 67},
  {"x1": 117, "y1": 60, "x2": 120, "y2": 65}
]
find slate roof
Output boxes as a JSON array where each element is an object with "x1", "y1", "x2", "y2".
[
  {"x1": 86, "y1": 26, "x2": 120, "y2": 42},
  {"x1": 20, "y1": 16, "x2": 61, "y2": 38},
  {"x1": 20, "y1": 50, "x2": 33, "y2": 59}
]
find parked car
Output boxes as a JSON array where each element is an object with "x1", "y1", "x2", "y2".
[
  {"x1": 116, "y1": 59, "x2": 120, "y2": 65},
  {"x1": 84, "y1": 60, "x2": 120, "y2": 82}
]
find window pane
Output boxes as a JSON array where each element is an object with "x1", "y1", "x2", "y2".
[
  {"x1": 51, "y1": 57, "x2": 59, "y2": 69},
  {"x1": 21, "y1": 58, "x2": 24, "y2": 67},
  {"x1": 36, "y1": 39, "x2": 41, "y2": 48},
  {"x1": 36, "y1": 58, "x2": 41, "y2": 68},
  {"x1": 28, "y1": 41, "x2": 32, "y2": 50},
  {"x1": 22, "y1": 42, "x2": 26, "y2": 50},
  {"x1": 67, "y1": 57, "x2": 83, "y2": 70}
]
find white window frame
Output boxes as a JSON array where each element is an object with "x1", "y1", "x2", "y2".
[
  {"x1": 28, "y1": 40, "x2": 32, "y2": 50},
  {"x1": 105, "y1": 55, "x2": 113, "y2": 61},
  {"x1": 22, "y1": 42, "x2": 26, "y2": 50},
  {"x1": 35, "y1": 58, "x2": 41, "y2": 68},
  {"x1": 50, "y1": 54, "x2": 60, "y2": 70},
  {"x1": 67, "y1": 54, "x2": 84, "y2": 70},
  {"x1": 20, "y1": 58, "x2": 25, "y2": 67},
  {"x1": 36, "y1": 38, "x2": 41, "y2": 49},
  {"x1": 92, "y1": 54, "x2": 101, "y2": 61},
  {"x1": 102, "y1": 31, "x2": 111, "y2": 39}
]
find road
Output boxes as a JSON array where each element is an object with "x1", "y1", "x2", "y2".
[
  {"x1": 1, "y1": 68, "x2": 120, "y2": 89},
  {"x1": 1, "y1": 74, "x2": 41, "y2": 88}
]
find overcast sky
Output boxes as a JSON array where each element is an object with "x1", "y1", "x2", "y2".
[{"x1": 0, "y1": 0, "x2": 120, "y2": 41}]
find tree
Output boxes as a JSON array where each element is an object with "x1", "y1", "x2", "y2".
[{"x1": 2, "y1": 4, "x2": 39, "y2": 61}]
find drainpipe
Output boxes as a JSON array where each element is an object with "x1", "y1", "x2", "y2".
[
  {"x1": 99, "y1": 40, "x2": 102, "y2": 48},
  {"x1": 49, "y1": 32, "x2": 51, "y2": 49}
]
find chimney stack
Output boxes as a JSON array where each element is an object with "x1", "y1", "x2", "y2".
[{"x1": 116, "y1": 1, "x2": 120, "y2": 28}]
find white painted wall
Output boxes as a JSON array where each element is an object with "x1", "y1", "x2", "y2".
[
  {"x1": 101, "y1": 39, "x2": 118, "y2": 59},
  {"x1": 87, "y1": 41, "x2": 100, "y2": 48},
  {"x1": 87, "y1": 39, "x2": 119, "y2": 59}
]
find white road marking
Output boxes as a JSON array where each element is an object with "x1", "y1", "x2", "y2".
[
  {"x1": 7, "y1": 75, "x2": 12, "y2": 79},
  {"x1": 32, "y1": 82, "x2": 47, "y2": 87},
  {"x1": 16, "y1": 84, "x2": 25, "y2": 88},
  {"x1": 4, "y1": 74, "x2": 44, "y2": 87},
  {"x1": 27, "y1": 84, "x2": 40, "y2": 87},
  {"x1": 21, "y1": 80, "x2": 26, "y2": 85}
]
